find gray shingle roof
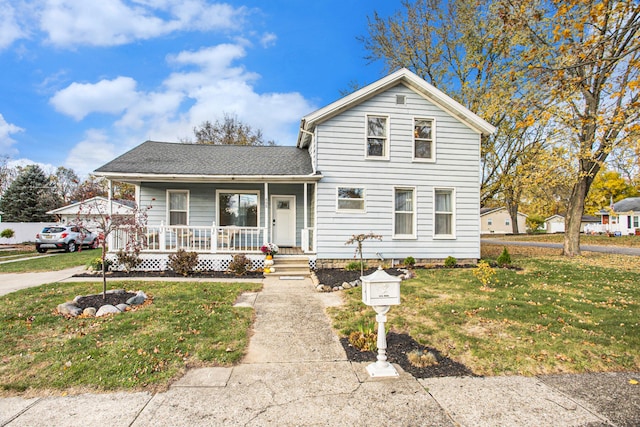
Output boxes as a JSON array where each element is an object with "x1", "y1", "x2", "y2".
[
  {"x1": 95, "y1": 141, "x2": 314, "y2": 176},
  {"x1": 613, "y1": 197, "x2": 640, "y2": 212}
]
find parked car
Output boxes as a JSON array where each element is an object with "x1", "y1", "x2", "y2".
[{"x1": 35, "y1": 225, "x2": 99, "y2": 253}]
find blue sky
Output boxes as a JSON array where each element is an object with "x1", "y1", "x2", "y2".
[{"x1": 0, "y1": 0, "x2": 399, "y2": 177}]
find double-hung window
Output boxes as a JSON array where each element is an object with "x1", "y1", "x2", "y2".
[
  {"x1": 434, "y1": 188, "x2": 455, "y2": 238},
  {"x1": 217, "y1": 191, "x2": 259, "y2": 227},
  {"x1": 167, "y1": 190, "x2": 189, "y2": 225},
  {"x1": 337, "y1": 187, "x2": 365, "y2": 212},
  {"x1": 366, "y1": 115, "x2": 388, "y2": 159},
  {"x1": 413, "y1": 118, "x2": 435, "y2": 161},
  {"x1": 394, "y1": 187, "x2": 416, "y2": 238}
]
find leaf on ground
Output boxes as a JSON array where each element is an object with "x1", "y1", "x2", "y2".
[{"x1": 629, "y1": 379, "x2": 638, "y2": 385}]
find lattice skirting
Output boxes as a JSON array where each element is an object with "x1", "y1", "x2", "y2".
[{"x1": 107, "y1": 253, "x2": 317, "y2": 272}]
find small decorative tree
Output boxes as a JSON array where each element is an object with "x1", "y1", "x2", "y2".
[
  {"x1": 345, "y1": 232, "x2": 382, "y2": 277},
  {"x1": 75, "y1": 197, "x2": 152, "y2": 299}
]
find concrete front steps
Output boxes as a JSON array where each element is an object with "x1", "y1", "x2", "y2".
[{"x1": 264, "y1": 256, "x2": 311, "y2": 279}]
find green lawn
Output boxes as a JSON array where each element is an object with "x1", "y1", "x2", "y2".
[
  {"x1": 0, "y1": 249, "x2": 97, "y2": 273},
  {"x1": 0, "y1": 280, "x2": 261, "y2": 395},
  {"x1": 329, "y1": 246, "x2": 640, "y2": 376}
]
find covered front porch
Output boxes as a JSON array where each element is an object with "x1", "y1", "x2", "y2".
[{"x1": 106, "y1": 181, "x2": 318, "y2": 255}]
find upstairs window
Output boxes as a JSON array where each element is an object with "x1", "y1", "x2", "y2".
[
  {"x1": 168, "y1": 190, "x2": 189, "y2": 225},
  {"x1": 337, "y1": 187, "x2": 365, "y2": 212},
  {"x1": 414, "y1": 118, "x2": 435, "y2": 161},
  {"x1": 366, "y1": 115, "x2": 389, "y2": 159}
]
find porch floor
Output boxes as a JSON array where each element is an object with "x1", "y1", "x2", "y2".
[{"x1": 278, "y1": 247, "x2": 304, "y2": 255}]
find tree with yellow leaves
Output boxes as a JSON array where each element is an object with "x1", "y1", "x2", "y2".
[{"x1": 498, "y1": 0, "x2": 640, "y2": 255}]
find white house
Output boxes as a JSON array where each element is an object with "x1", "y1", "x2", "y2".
[
  {"x1": 480, "y1": 207, "x2": 527, "y2": 234},
  {"x1": 586, "y1": 197, "x2": 640, "y2": 235},
  {"x1": 544, "y1": 214, "x2": 601, "y2": 234},
  {"x1": 94, "y1": 68, "x2": 495, "y2": 271},
  {"x1": 46, "y1": 197, "x2": 135, "y2": 232}
]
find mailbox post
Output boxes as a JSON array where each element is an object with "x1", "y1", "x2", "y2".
[{"x1": 361, "y1": 267, "x2": 401, "y2": 378}]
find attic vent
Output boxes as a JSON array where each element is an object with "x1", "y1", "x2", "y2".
[{"x1": 396, "y1": 95, "x2": 406, "y2": 105}]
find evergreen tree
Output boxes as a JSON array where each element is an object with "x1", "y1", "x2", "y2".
[{"x1": 0, "y1": 165, "x2": 62, "y2": 221}]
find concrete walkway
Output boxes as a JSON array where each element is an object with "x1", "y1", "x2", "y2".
[
  {"x1": 0, "y1": 266, "x2": 86, "y2": 296},
  {"x1": 1, "y1": 276, "x2": 639, "y2": 426}
]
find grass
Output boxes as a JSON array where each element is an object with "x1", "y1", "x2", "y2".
[
  {"x1": 328, "y1": 244, "x2": 640, "y2": 376},
  {"x1": 0, "y1": 249, "x2": 97, "y2": 273},
  {"x1": 496, "y1": 233, "x2": 640, "y2": 247},
  {"x1": 0, "y1": 280, "x2": 261, "y2": 396}
]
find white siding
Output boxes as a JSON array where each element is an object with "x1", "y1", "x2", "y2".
[{"x1": 315, "y1": 84, "x2": 481, "y2": 260}]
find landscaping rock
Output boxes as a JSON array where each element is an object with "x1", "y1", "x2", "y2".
[
  {"x1": 116, "y1": 303, "x2": 129, "y2": 312},
  {"x1": 126, "y1": 291, "x2": 147, "y2": 306},
  {"x1": 57, "y1": 302, "x2": 82, "y2": 316},
  {"x1": 96, "y1": 304, "x2": 121, "y2": 317},
  {"x1": 83, "y1": 307, "x2": 97, "y2": 317}
]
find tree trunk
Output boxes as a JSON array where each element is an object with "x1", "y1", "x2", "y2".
[
  {"x1": 506, "y1": 200, "x2": 520, "y2": 234},
  {"x1": 563, "y1": 175, "x2": 591, "y2": 256}
]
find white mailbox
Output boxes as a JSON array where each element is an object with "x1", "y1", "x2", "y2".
[{"x1": 361, "y1": 267, "x2": 401, "y2": 306}]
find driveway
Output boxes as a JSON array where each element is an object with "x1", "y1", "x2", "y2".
[{"x1": 482, "y1": 238, "x2": 640, "y2": 256}]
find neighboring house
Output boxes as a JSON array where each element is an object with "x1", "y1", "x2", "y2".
[
  {"x1": 46, "y1": 197, "x2": 135, "y2": 232},
  {"x1": 480, "y1": 207, "x2": 527, "y2": 235},
  {"x1": 94, "y1": 68, "x2": 495, "y2": 271},
  {"x1": 586, "y1": 197, "x2": 640, "y2": 235},
  {"x1": 544, "y1": 214, "x2": 600, "y2": 233}
]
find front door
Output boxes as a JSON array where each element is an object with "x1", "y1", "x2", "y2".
[{"x1": 272, "y1": 196, "x2": 296, "y2": 247}]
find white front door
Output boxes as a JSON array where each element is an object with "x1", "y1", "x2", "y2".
[{"x1": 272, "y1": 195, "x2": 296, "y2": 247}]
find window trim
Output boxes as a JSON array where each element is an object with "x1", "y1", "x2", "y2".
[
  {"x1": 433, "y1": 187, "x2": 456, "y2": 239},
  {"x1": 365, "y1": 114, "x2": 390, "y2": 160},
  {"x1": 413, "y1": 117, "x2": 436, "y2": 162},
  {"x1": 336, "y1": 186, "x2": 366, "y2": 213},
  {"x1": 393, "y1": 186, "x2": 417, "y2": 239},
  {"x1": 166, "y1": 189, "x2": 190, "y2": 226},
  {"x1": 215, "y1": 189, "x2": 261, "y2": 228}
]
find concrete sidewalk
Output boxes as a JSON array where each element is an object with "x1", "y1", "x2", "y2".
[
  {"x1": 0, "y1": 266, "x2": 86, "y2": 296},
  {"x1": 1, "y1": 276, "x2": 639, "y2": 426}
]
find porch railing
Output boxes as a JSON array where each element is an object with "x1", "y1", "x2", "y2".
[
  {"x1": 111, "y1": 224, "x2": 266, "y2": 253},
  {"x1": 301, "y1": 227, "x2": 314, "y2": 253}
]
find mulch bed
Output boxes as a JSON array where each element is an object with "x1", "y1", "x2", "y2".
[
  {"x1": 341, "y1": 332, "x2": 475, "y2": 378},
  {"x1": 74, "y1": 270, "x2": 264, "y2": 279},
  {"x1": 314, "y1": 267, "x2": 407, "y2": 287}
]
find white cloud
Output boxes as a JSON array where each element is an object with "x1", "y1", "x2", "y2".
[
  {"x1": 49, "y1": 77, "x2": 139, "y2": 120},
  {"x1": 64, "y1": 129, "x2": 116, "y2": 177},
  {"x1": 260, "y1": 32, "x2": 277, "y2": 48},
  {"x1": 0, "y1": 0, "x2": 27, "y2": 50},
  {"x1": 0, "y1": 114, "x2": 23, "y2": 155},
  {"x1": 40, "y1": 0, "x2": 247, "y2": 47}
]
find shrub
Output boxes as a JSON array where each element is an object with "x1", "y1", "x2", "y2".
[
  {"x1": 496, "y1": 247, "x2": 512, "y2": 267},
  {"x1": 115, "y1": 249, "x2": 142, "y2": 273},
  {"x1": 229, "y1": 254, "x2": 251, "y2": 276},
  {"x1": 168, "y1": 249, "x2": 199, "y2": 276},
  {"x1": 444, "y1": 256, "x2": 457, "y2": 268},
  {"x1": 0, "y1": 228, "x2": 15, "y2": 239},
  {"x1": 473, "y1": 260, "x2": 497, "y2": 289},
  {"x1": 403, "y1": 256, "x2": 416, "y2": 268},
  {"x1": 87, "y1": 257, "x2": 113, "y2": 272},
  {"x1": 407, "y1": 349, "x2": 438, "y2": 367},
  {"x1": 345, "y1": 260, "x2": 367, "y2": 271},
  {"x1": 348, "y1": 320, "x2": 377, "y2": 352}
]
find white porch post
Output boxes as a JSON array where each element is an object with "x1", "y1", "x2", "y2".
[
  {"x1": 264, "y1": 182, "x2": 269, "y2": 244},
  {"x1": 107, "y1": 179, "x2": 114, "y2": 251},
  {"x1": 303, "y1": 183, "x2": 308, "y2": 252}
]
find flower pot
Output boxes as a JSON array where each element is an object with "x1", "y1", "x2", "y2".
[{"x1": 266, "y1": 255, "x2": 273, "y2": 260}]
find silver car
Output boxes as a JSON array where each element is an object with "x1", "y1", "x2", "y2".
[{"x1": 35, "y1": 225, "x2": 99, "y2": 253}]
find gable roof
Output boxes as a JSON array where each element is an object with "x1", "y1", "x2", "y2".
[
  {"x1": 613, "y1": 197, "x2": 640, "y2": 213},
  {"x1": 297, "y1": 68, "x2": 496, "y2": 148},
  {"x1": 94, "y1": 141, "x2": 317, "y2": 182},
  {"x1": 47, "y1": 197, "x2": 135, "y2": 216}
]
